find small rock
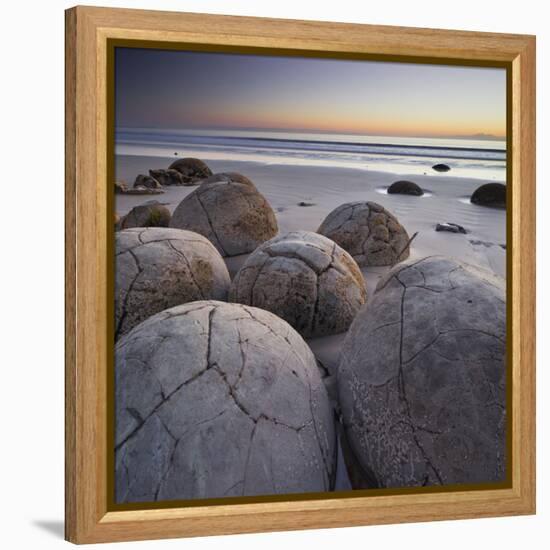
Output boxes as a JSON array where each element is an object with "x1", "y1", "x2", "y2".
[
  {"x1": 435, "y1": 222, "x2": 467, "y2": 234},
  {"x1": 387, "y1": 180, "x2": 424, "y2": 196},
  {"x1": 298, "y1": 201, "x2": 316, "y2": 207},
  {"x1": 149, "y1": 168, "x2": 185, "y2": 186},
  {"x1": 432, "y1": 163, "x2": 451, "y2": 172},
  {"x1": 114, "y1": 181, "x2": 128, "y2": 194},
  {"x1": 134, "y1": 174, "x2": 162, "y2": 190}
]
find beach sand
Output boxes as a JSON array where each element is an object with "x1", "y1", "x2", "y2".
[{"x1": 116, "y1": 153, "x2": 506, "y2": 490}]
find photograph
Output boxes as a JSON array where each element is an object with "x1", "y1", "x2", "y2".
[{"x1": 113, "y1": 46, "x2": 508, "y2": 504}]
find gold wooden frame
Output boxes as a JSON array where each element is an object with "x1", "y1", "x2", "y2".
[{"x1": 65, "y1": 5, "x2": 536, "y2": 544}]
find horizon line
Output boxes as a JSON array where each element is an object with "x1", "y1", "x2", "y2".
[{"x1": 115, "y1": 126, "x2": 506, "y2": 141}]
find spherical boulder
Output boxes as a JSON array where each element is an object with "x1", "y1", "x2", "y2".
[
  {"x1": 149, "y1": 168, "x2": 185, "y2": 186},
  {"x1": 170, "y1": 174, "x2": 278, "y2": 256},
  {"x1": 230, "y1": 231, "x2": 367, "y2": 337},
  {"x1": 470, "y1": 183, "x2": 506, "y2": 208},
  {"x1": 338, "y1": 256, "x2": 506, "y2": 488},
  {"x1": 432, "y1": 163, "x2": 451, "y2": 172},
  {"x1": 115, "y1": 301, "x2": 336, "y2": 503},
  {"x1": 115, "y1": 228, "x2": 230, "y2": 339},
  {"x1": 317, "y1": 201, "x2": 410, "y2": 267},
  {"x1": 134, "y1": 174, "x2": 162, "y2": 190},
  {"x1": 119, "y1": 201, "x2": 171, "y2": 230},
  {"x1": 387, "y1": 180, "x2": 424, "y2": 196},
  {"x1": 168, "y1": 157, "x2": 212, "y2": 184}
]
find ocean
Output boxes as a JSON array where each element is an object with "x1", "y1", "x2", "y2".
[{"x1": 115, "y1": 128, "x2": 507, "y2": 181}]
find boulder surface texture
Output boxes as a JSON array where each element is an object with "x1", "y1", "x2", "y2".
[
  {"x1": 317, "y1": 201, "x2": 410, "y2": 267},
  {"x1": 115, "y1": 228, "x2": 230, "y2": 339},
  {"x1": 230, "y1": 231, "x2": 367, "y2": 337},
  {"x1": 338, "y1": 256, "x2": 506, "y2": 488},
  {"x1": 170, "y1": 173, "x2": 278, "y2": 256},
  {"x1": 115, "y1": 301, "x2": 336, "y2": 502}
]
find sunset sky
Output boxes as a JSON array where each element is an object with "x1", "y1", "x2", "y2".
[{"x1": 115, "y1": 48, "x2": 506, "y2": 139}]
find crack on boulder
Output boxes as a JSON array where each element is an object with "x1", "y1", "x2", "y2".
[
  {"x1": 395, "y1": 278, "x2": 444, "y2": 484},
  {"x1": 152, "y1": 408, "x2": 229, "y2": 500},
  {"x1": 115, "y1": 249, "x2": 143, "y2": 339},
  {"x1": 166, "y1": 240, "x2": 205, "y2": 299},
  {"x1": 116, "y1": 307, "x2": 219, "y2": 451},
  {"x1": 116, "y1": 236, "x2": 191, "y2": 257},
  {"x1": 195, "y1": 190, "x2": 228, "y2": 256},
  {"x1": 311, "y1": 242, "x2": 337, "y2": 334}
]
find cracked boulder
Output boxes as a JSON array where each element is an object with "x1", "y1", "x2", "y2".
[
  {"x1": 169, "y1": 174, "x2": 278, "y2": 256},
  {"x1": 317, "y1": 201, "x2": 410, "y2": 267},
  {"x1": 229, "y1": 231, "x2": 367, "y2": 338},
  {"x1": 115, "y1": 301, "x2": 336, "y2": 503},
  {"x1": 115, "y1": 228, "x2": 230, "y2": 339},
  {"x1": 338, "y1": 256, "x2": 506, "y2": 488},
  {"x1": 168, "y1": 157, "x2": 213, "y2": 184},
  {"x1": 119, "y1": 201, "x2": 171, "y2": 229}
]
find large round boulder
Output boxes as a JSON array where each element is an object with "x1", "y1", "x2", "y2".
[
  {"x1": 168, "y1": 157, "x2": 212, "y2": 184},
  {"x1": 115, "y1": 301, "x2": 336, "y2": 502},
  {"x1": 338, "y1": 256, "x2": 506, "y2": 488},
  {"x1": 317, "y1": 201, "x2": 410, "y2": 267},
  {"x1": 170, "y1": 174, "x2": 278, "y2": 256},
  {"x1": 470, "y1": 183, "x2": 506, "y2": 208},
  {"x1": 119, "y1": 201, "x2": 171, "y2": 229},
  {"x1": 115, "y1": 228, "x2": 230, "y2": 339},
  {"x1": 230, "y1": 231, "x2": 367, "y2": 337},
  {"x1": 387, "y1": 180, "x2": 424, "y2": 196}
]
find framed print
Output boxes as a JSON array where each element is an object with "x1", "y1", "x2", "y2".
[{"x1": 65, "y1": 6, "x2": 536, "y2": 544}]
